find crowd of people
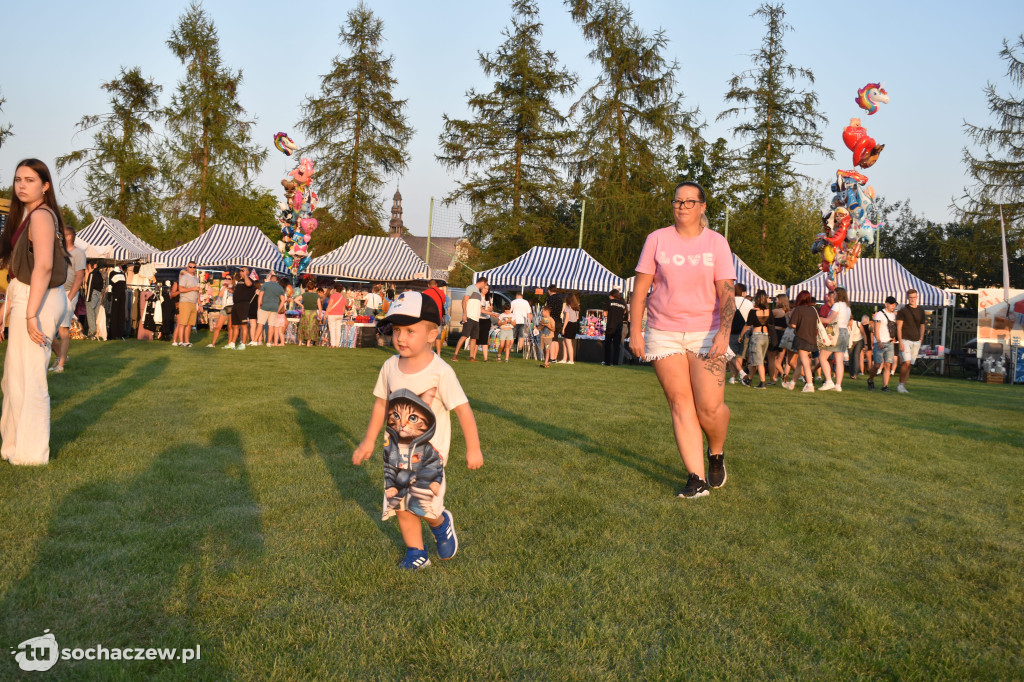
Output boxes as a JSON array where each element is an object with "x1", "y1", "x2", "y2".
[
  {"x1": 60, "y1": 264, "x2": 404, "y2": 352},
  {"x1": 451, "y1": 278, "x2": 630, "y2": 368},
  {"x1": 726, "y1": 284, "x2": 929, "y2": 395}
]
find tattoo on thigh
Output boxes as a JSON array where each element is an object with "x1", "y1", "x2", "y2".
[{"x1": 703, "y1": 354, "x2": 727, "y2": 385}]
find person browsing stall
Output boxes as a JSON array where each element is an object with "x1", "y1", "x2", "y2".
[
  {"x1": 255, "y1": 272, "x2": 285, "y2": 346},
  {"x1": 352, "y1": 287, "x2": 483, "y2": 570},
  {"x1": 172, "y1": 262, "x2": 200, "y2": 347},
  {"x1": 603, "y1": 288, "x2": 628, "y2": 366}
]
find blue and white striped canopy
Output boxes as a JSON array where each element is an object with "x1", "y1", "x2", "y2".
[
  {"x1": 731, "y1": 254, "x2": 786, "y2": 297},
  {"x1": 153, "y1": 224, "x2": 284, "y2": 271},
  {"x1": 474, "y1": 247, "x2": 623, "y2": 293},
  {"x1": 623, "y1": 254, "x2": 784, "y2": 296},
  {"x1": 787, "y1": 258, "x2": 954, "y2": 307},
  {"x1": 306, "y1": 235, "x2": 433, "y2": 281},
  {"x1": 77, "y1": 216, "x2": 160, "y2": 262}
]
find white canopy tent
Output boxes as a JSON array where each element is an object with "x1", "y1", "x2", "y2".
[
  {"x1": 77, "y1": 216, "x2": 160, "y2": 262},
  {"x1": 786, "y1": 258, "x2": 954, "y2": 307},
  {"x1": 152, "y1": 224, "x2": 284, "y2": 271},
  {"x1": 473, "y1": 247, "x2": 623, "y2": 293},
  {"x1": 305, "y1": 235, "x2": 437, "y2": 281}
]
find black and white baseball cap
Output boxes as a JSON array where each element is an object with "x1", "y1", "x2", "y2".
[{"x1": 384, "y1": 289, "x2": 444, "y2": 326}]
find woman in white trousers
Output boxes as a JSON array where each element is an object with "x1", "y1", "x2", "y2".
[{"x1": 1, "y1": 159, "x2": 69, "y2": 466}]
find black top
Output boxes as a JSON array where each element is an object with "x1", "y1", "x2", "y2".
[
  {"x1": 746, "y1": 307, "x2": 771, "y2": 333},
  {"x1": 233, "y1": 282, "x2": 255, "y2": 307},
  {"x1": 605, "y1": 298, "x2": 627, "y2": 333},
  {"x1": 896, "y1": 306, "x2": 926, "y2": 342},
  {"x1": 860, "y1": 320, "x2": 873, "y2": 347},
  {"x1": 772, "y1": 309, "x2": 788, "y2": 329},
  {"x1": 87, "y1": 269, "x2": 104, "y2": 292},
  {"x1": 547, "y1": 293, "x2": 564, "y2": 327}
]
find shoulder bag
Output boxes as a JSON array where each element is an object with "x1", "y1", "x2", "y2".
[{"x1": 10, "y1": 206, "x2": 70, "y2": 287}]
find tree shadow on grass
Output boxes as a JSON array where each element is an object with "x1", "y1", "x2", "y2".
[
  {"x1": 50, "y1": 356, "x2": 170, "y2": 460},
  {"x1": 470, "y1": 397, "x2": 680, "y2": 490},
  {"x1": 0, "y1": 428, "x2": 262, "y2": 679},
  {"x1": 287, "y1": 397, "x2": 402, "y2": 549}
]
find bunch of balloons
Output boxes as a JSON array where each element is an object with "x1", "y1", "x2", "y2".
[
  {"x1": 812, "y1": 83, "x2": 890, "y2": 290},
  {"x1": 273, "y1": 133, "x2": 318, "y2": 275}
]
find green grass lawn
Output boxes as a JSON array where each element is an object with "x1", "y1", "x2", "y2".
[{"x1": 1, "y1": 335, "x2": 1021, "y2": 679}]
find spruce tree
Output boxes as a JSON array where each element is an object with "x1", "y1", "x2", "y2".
[
  {"x1": 437, "y1": 0, "x2": 577, "y2": 266},
  {"x1": 162, "y1": 1, "x2": 266, "y2": 236},
  {"x1": 567, "y1": 0, "x2": 694, "y2": 275},
  {"x1": 962, "y1": 34, "x2": 1024, "y2": 223},
  {"x1": 56, "y1": 67, "x2": 163, "y2": 241},
  {"x1": 298, "y1": 2, "x2": 413, "y2": 239},
  {"x1": 717, "y1": 2, "x2": 832, "y2": 264}
]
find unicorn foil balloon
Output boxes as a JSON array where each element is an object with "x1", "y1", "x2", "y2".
[{"x1": 856, "y1": 82, "x2": 889, "y2": 115}]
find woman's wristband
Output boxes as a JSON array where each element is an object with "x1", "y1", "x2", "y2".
[{"x1": 27, "y1": 315, "x2": 38, "y2": 320}]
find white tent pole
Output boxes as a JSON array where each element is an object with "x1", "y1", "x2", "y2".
[{"x1": 940, "y1": 306, "x2": 948, "y2": 375}]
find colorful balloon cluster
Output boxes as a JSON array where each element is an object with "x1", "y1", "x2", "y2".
[
  {"x1": 813, "y1": 83, "x2": 891, "y2": 290},
  {"x1": 274, "y1": 134, "x2": 318, "y2": 275}
]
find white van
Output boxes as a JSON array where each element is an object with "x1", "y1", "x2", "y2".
[{"x1": 446, "y1": 287, "x2": 513, "y2": 344}]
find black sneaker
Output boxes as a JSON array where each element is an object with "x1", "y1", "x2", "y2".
[
  {"x1": 755, "y1": 382, "x2": 766, "y2": 389},
  {"x1": 707, "y1": 452, "x2": 727, "y2": 488},
  {"x1": 741, "y1": 377, "x2": 751, "y2": 387},
  {"x1": 677, "y1": 473, "x2": 710, "y2": 499},
  {"x1": 867, "y1": 379, "x2": 875, "y2": 390},
  {"x1": 880, "y1": 386, "x2": 890, "y2": 392}
]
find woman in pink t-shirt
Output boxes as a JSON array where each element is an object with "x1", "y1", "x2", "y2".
[{"x1": 629, "y1": 182, "x2": 737, "y2": 499}]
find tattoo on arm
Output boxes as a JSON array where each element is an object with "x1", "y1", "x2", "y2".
[{"x1": 719, "y1": 282, "x2": 735, "y2": 333}]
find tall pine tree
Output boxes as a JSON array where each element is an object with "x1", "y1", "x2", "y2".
[
  {"x1": 962, "y1": 34, "x2": 1024, "y2": 224},
  {"x1": 717, "y1": 2, "x2": 832, "y2": 270},
  {"x1": 162, "y1": 2, "x2": 266, "y2": 237},
  {"x1": 298, "y1": 2, "x2": 413, "y2": 240},
  {"x1": 437, "y1": 0, "x2": 577, "y2": 266},
  {"x1": 567, "y1": 0, "x2": 694, "y2": 275},
  {"x1": 56, "y1": 67, "x2": 163, "y2": 241}
]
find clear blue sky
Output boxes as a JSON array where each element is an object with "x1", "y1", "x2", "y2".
[{"x1": 1, "y1": 0, "x2": 1021, "y2": 237}]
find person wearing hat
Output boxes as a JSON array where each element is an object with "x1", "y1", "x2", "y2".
[
  {"x1": 353, "y1": 287, "x2": 483, "y2": 571},
  {"x1": 872, "y1": 296, "x2": 899, "y2": 392}
]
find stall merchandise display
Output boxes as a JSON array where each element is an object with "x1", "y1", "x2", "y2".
[{"x1": 578, "y1": 310, "x2": 606, "y2": 340}]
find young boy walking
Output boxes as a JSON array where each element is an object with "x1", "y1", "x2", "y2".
[{"x1": 353, "y1": 288, "x2": 483, "y2": 570}]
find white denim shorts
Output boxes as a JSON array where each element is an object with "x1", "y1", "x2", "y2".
[
  {"x1": 644, "y1": 327, "x2": 728, "y2": 362},
  {"x1": 900, "y1": 339, "x2": 922, "y2": 363}
]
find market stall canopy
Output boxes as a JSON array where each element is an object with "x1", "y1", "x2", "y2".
[
  {"x1": 305, "y1": 235, "x2": 438, "y2": 281},
  {"x1": 474, "y1": 247, "x2": 623, "y2": 293},
  {"x1": 77, "y1": 216, "x2": 160, "y2": 262},
  {"x1": 623, "y1": 254, "x2": 785, "y2": 296},
  {"x1": 787, "y1": 258, "x2": 954, "y2": 307},
  {"x1": 151, "y1": 224, "x2": 284, "y2": 271},
  {"x1": 73, "y1": 235, "x2": 114, "y2": 260}
]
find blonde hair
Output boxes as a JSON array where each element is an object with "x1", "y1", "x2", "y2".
[{"x1": 774, "y1": 293, "x2": 791, "y2": 312}]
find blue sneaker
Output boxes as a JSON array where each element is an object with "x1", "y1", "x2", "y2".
[
  {"x1": 430, "y1": 510, "x2": 459, "y2": 560},
  {"x1": 397, "y1": 548, "x2": 430, "y2": 571}
]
